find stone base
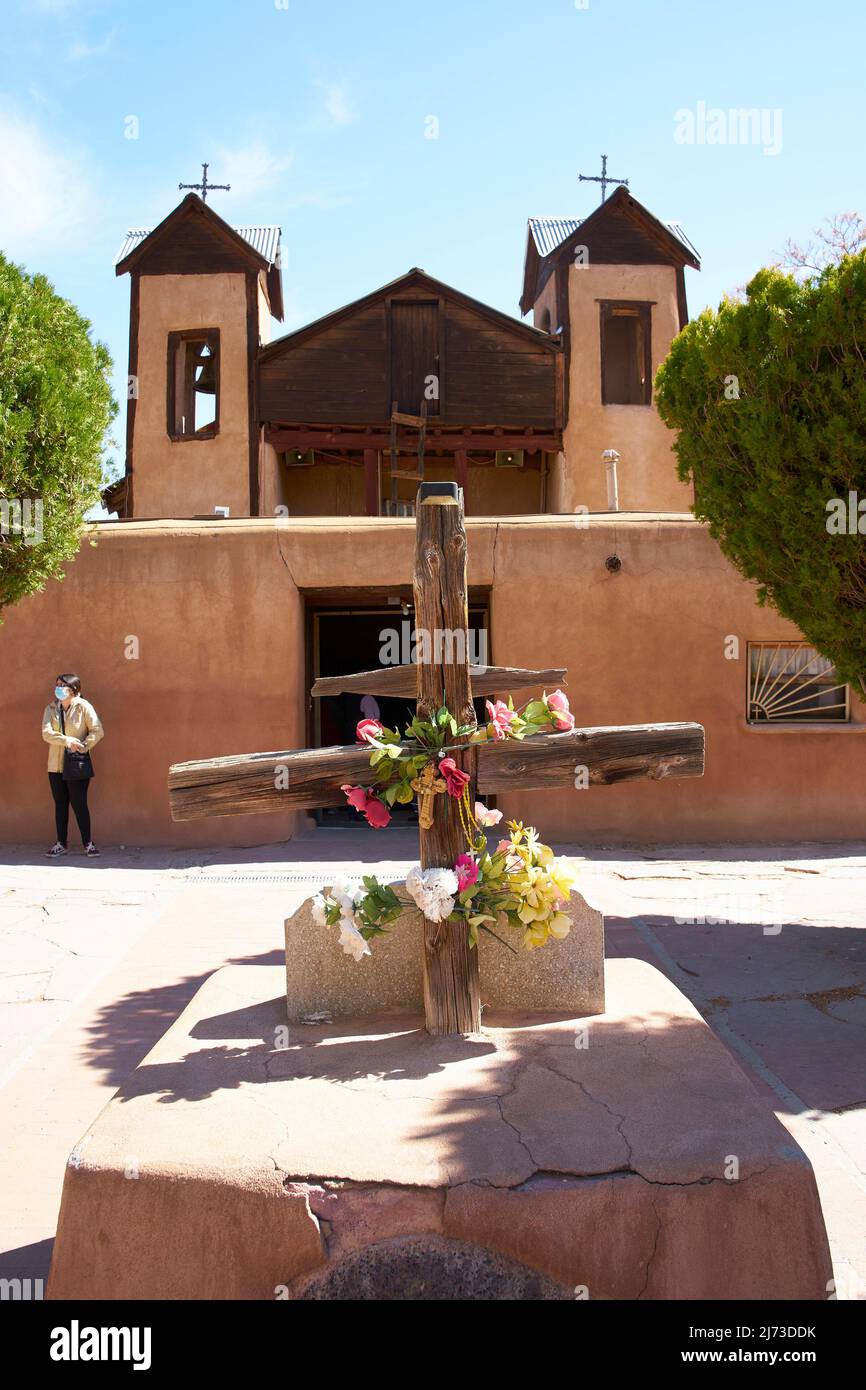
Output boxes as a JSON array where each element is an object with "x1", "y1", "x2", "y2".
[
  {"x1": 48, "y1": 960, "x2": 832, "y2": 1301},
  {"x1": 284, "y1": 884, "x2": 605, "y2": 1021}
]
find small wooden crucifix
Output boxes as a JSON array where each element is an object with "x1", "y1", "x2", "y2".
[
  {"x1": 168, "y1": 483, "x2": 704, "y2": 1035},
  {"x1": 410, "y1": 761, "x2": 447, "y2": 830}
]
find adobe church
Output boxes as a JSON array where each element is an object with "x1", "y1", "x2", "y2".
[{"x1": 1, "y1": 185, "x2": 863, "y2": 846}]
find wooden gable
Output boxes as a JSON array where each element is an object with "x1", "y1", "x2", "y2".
[
  {"x1": 115, "y1": 194, "x2": 269, "y2": 279},
  {"x1": 257, "y1": 270, "x2": 563, "y2": 431},
  {"x1": 521, "y1": 186, "x2": 700, "y2": 315}
]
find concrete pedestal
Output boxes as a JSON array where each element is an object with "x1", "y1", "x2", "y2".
[
  {"x1": 47, "y1": 960, "x2": 833, "y2": 1301},
  {"x1": 284, "y1": 884, "x2": 605, "y2": 1021}
]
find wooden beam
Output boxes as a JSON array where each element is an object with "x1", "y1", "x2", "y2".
[
  {"x1": 310, "y1": 664, "x2": 568, "y2": 699},
  {"x1": 363, "y1": 448, "x2": 379, "y2": 516},
  {"x1": 266, "y1": 427, "x2": 563, "y2": 454},
  {"x1": 476, "y1": 722, "x2": 705, "y2": 793},
  {"x1": 455, "y1": 447, "x2": 468, "y2": 499},
  {"x1": 169, "y1": 744, "x2": 373, "y2": 821},
  {"x1": 167, "y1": 721, "x2": 704, "y2": 822},
  {"x1": 413, "y1": 485, "x2": 480, "y2": 1034}
]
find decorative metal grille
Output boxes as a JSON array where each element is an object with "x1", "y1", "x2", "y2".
[{"x1": 747, "y1": 643, "x2": 849, "y2": 723}]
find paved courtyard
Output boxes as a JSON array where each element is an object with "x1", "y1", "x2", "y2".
[{"x1": 1, "y1": 829, "x2": 864, "y2": 1298}]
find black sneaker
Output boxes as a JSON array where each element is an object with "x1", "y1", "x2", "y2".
[
  {"x1": 46, "y1": 842, "x2": 68, "y2": 857},
  {"x1": 84, "y1": 842, "x2": 100, "y2": 857}
]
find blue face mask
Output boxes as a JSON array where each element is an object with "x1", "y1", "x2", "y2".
[{"x1": 55, "y1": 686, "x2": 69, "y2": 701}]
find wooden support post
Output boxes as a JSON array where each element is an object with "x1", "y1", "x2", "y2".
[
  {"x1": 413, "y1": 482, "x2": 481, "y2": 1035},
  {"x1": 363, "y1": 448, "x2": 379, "y2": 517},
  {"x1": 455, "y1": 448, "x2": 468, "y2": 501}
]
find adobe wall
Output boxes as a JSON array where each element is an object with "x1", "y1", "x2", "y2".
[
  {"x1": 534, "y1": 264, "x2": 695, "y2": 514},
  {"x1": 0, "y1": 515, "x2": 862, "y2": 848},
  {"x1": 133, "y1": 274, "x2": 252, "y2": 519}
]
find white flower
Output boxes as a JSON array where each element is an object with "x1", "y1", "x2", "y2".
[
  {"x1": 330, "y1": 876, "x2": 363, "y2": 915},
  {"x1": 337, "y1": 918, "x2": 372, "y2": 962},
  {"x1": 311, "y1": 892, "x2": 329, "y2": 927},
  {"x1": 405, "y1": 865, "x2": 458, "y2": 923}
]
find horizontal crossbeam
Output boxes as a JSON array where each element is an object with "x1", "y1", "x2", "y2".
[
  {"x1": 168, "y1": 722, "x2": 705, "y2": 822},
  {"x1": 310, "y1": 664, "x2": 568, "y2": 699},
  {"x1": 265, "y1": 428, "x2": 562, "y2": 453}
]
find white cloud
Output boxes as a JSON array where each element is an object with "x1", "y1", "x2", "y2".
[
  {"x1": 318, "y1": 82, "x2": 357, "y2": 129},
  {"x1": 0, "y1": 104, "x2": 95, "y2": 253},
  {"x1": 210, "y1": 139, "x2": 294, "y2": 200},
  {"x1": 68, "y1": 30, "x2": 116, "y2": 61}
]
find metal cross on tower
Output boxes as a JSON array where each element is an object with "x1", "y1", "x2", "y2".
[
  {"x1": 178, "y1": 163, "x2": 231, "y2": 204},
  {"x1": 578, "y1": 154, "x2": 628, "y2": 204}
]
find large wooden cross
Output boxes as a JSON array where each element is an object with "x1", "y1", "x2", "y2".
[{"x1": 168, "y1": 483, "x2": 704, "y2": 1035}]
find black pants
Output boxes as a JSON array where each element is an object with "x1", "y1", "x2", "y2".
[{"x1": 48, "y1": 772, "x2": 92, "y2": 847}]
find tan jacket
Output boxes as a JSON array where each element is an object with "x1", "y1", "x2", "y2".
[{"x1": 42, "y1": 697, "x2": 104, "y2": 773}]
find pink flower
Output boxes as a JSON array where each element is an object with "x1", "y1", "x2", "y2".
[
  {"x1": 438, "y1": 756, "x2": 471, "y2": 799},
  {"x1": 342, "y1": 784, "x2": 369, "y2": 813},
  {"x1": 340, "y1": 784, "x2": 392, "y2": 829},
  {"x1": 474, "y1": 801, "x2": 502, "y2": 827},
  {"x1": 485, "y1": 699, "x2": 515, "y2": 741},
  {"x1": 454, "y1": 854, "x2": 480, "y2": 891},
  {"x1": 356, "y1": 718, "x2": 385, "y2": 744},
  {"x1": 495, "y1": 839, "x2": 512, "y2": 856},
  {"x1": 363, "y1": 795, "x2": 392, "y2": 829},
  {"x1": 552, "y1": 710, "x2": 575, "y2": 731},
  {"x1": 546, "y1": 690, "x2": 570, "y2": 714}
]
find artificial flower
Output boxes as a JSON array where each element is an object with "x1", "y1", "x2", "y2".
[
  {"x1": 474, "y1": 801, "x2": 502, "y2": 826},
  {"x1": 438, "y1": 756, "x2": 471, "y2": 799},
  {"x1": 544, "y1": 690, "x2": 575, "y2": 732},
  {"x1": 337, "y1": 918, "x2": 372, "y2": 961},
  {"x1": 454, "y1": 853, "x2": 480, "y2": 891},
  {"x1": 356, "y1": 717, "x2": 386, "y2": 744},
  {"x1": 340, "y1": 784, "x2": 392, "y2": 829},
  {"x1": 311, "y1": 892, "x2": 329, "y2": 927},
  {"x1": 485, "y1": 698, "x2": 515, "y2": 741},
  {"x1": 405, "y1": 865, "x2": 458, "y2": 922}
]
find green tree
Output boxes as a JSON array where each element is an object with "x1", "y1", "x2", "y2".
[
  {"x1": 0, "y1": 252, "x2": 116, "y2": 613},
  {"x1": 655, "y1": 251, "x2": 866, "y2": 699}
]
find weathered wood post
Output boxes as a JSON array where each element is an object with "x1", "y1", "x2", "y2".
[{"x1": 413, "y1": 481, "x2": 481, "y2": 1035}]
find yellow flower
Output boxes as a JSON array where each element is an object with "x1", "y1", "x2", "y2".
[{"x1": 548, "y1": 912, "x2": 571, "y2": 939}]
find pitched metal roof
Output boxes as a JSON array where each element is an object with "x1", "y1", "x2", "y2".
[
  {"x1": 527, "y1": 213, "x2": 699, "y2": 262},
  {"x1": 528, "y1": 217, "x2": 581, "y2": 257},
  {"x1": 113, "y1": 223, "x2": 282, "y2": 267}
]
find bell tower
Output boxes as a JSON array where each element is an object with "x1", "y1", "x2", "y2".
[
  {"x1": 521, "y1": 186, "x2": 700, "y2": 513},
  {"x1": 112, "y1": 193, "x2": 283, "y2": 520}
]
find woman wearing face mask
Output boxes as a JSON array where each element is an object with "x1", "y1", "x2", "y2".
[{"x1": 42, "y1": 674, "x2": 104, "y2": 857}]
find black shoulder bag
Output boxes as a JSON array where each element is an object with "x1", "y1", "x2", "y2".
[{"x1": 59, "y1": 706, "x2": 95, "y2": 781}]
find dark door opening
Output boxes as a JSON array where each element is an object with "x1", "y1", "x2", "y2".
[{"x1": 310, "y1": 602, "x2": 489, "y2": 825}]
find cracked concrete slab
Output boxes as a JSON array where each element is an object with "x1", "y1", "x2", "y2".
[
  {"x1": 1, "y1": 833, "x2": 863, "y2": 1298},
  {"x1": 46, "y1": 959, "x2": 832, "y2": 1300}
]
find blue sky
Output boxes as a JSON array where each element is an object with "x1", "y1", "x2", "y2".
[{"x1": 1, "y1": 0, "x2": 863, "y2": 476}]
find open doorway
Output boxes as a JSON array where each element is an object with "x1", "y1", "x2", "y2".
[{"x1": 308, "y1": 595, "x2": 490, "y2": 825}]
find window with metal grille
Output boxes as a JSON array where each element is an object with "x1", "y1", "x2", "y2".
[
  {"x1": 167, "y1": 329, "x2": 220, "y2": 440},
  {"x1": 747, "y1": 643, "x2": 849, "y2": 723}
]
